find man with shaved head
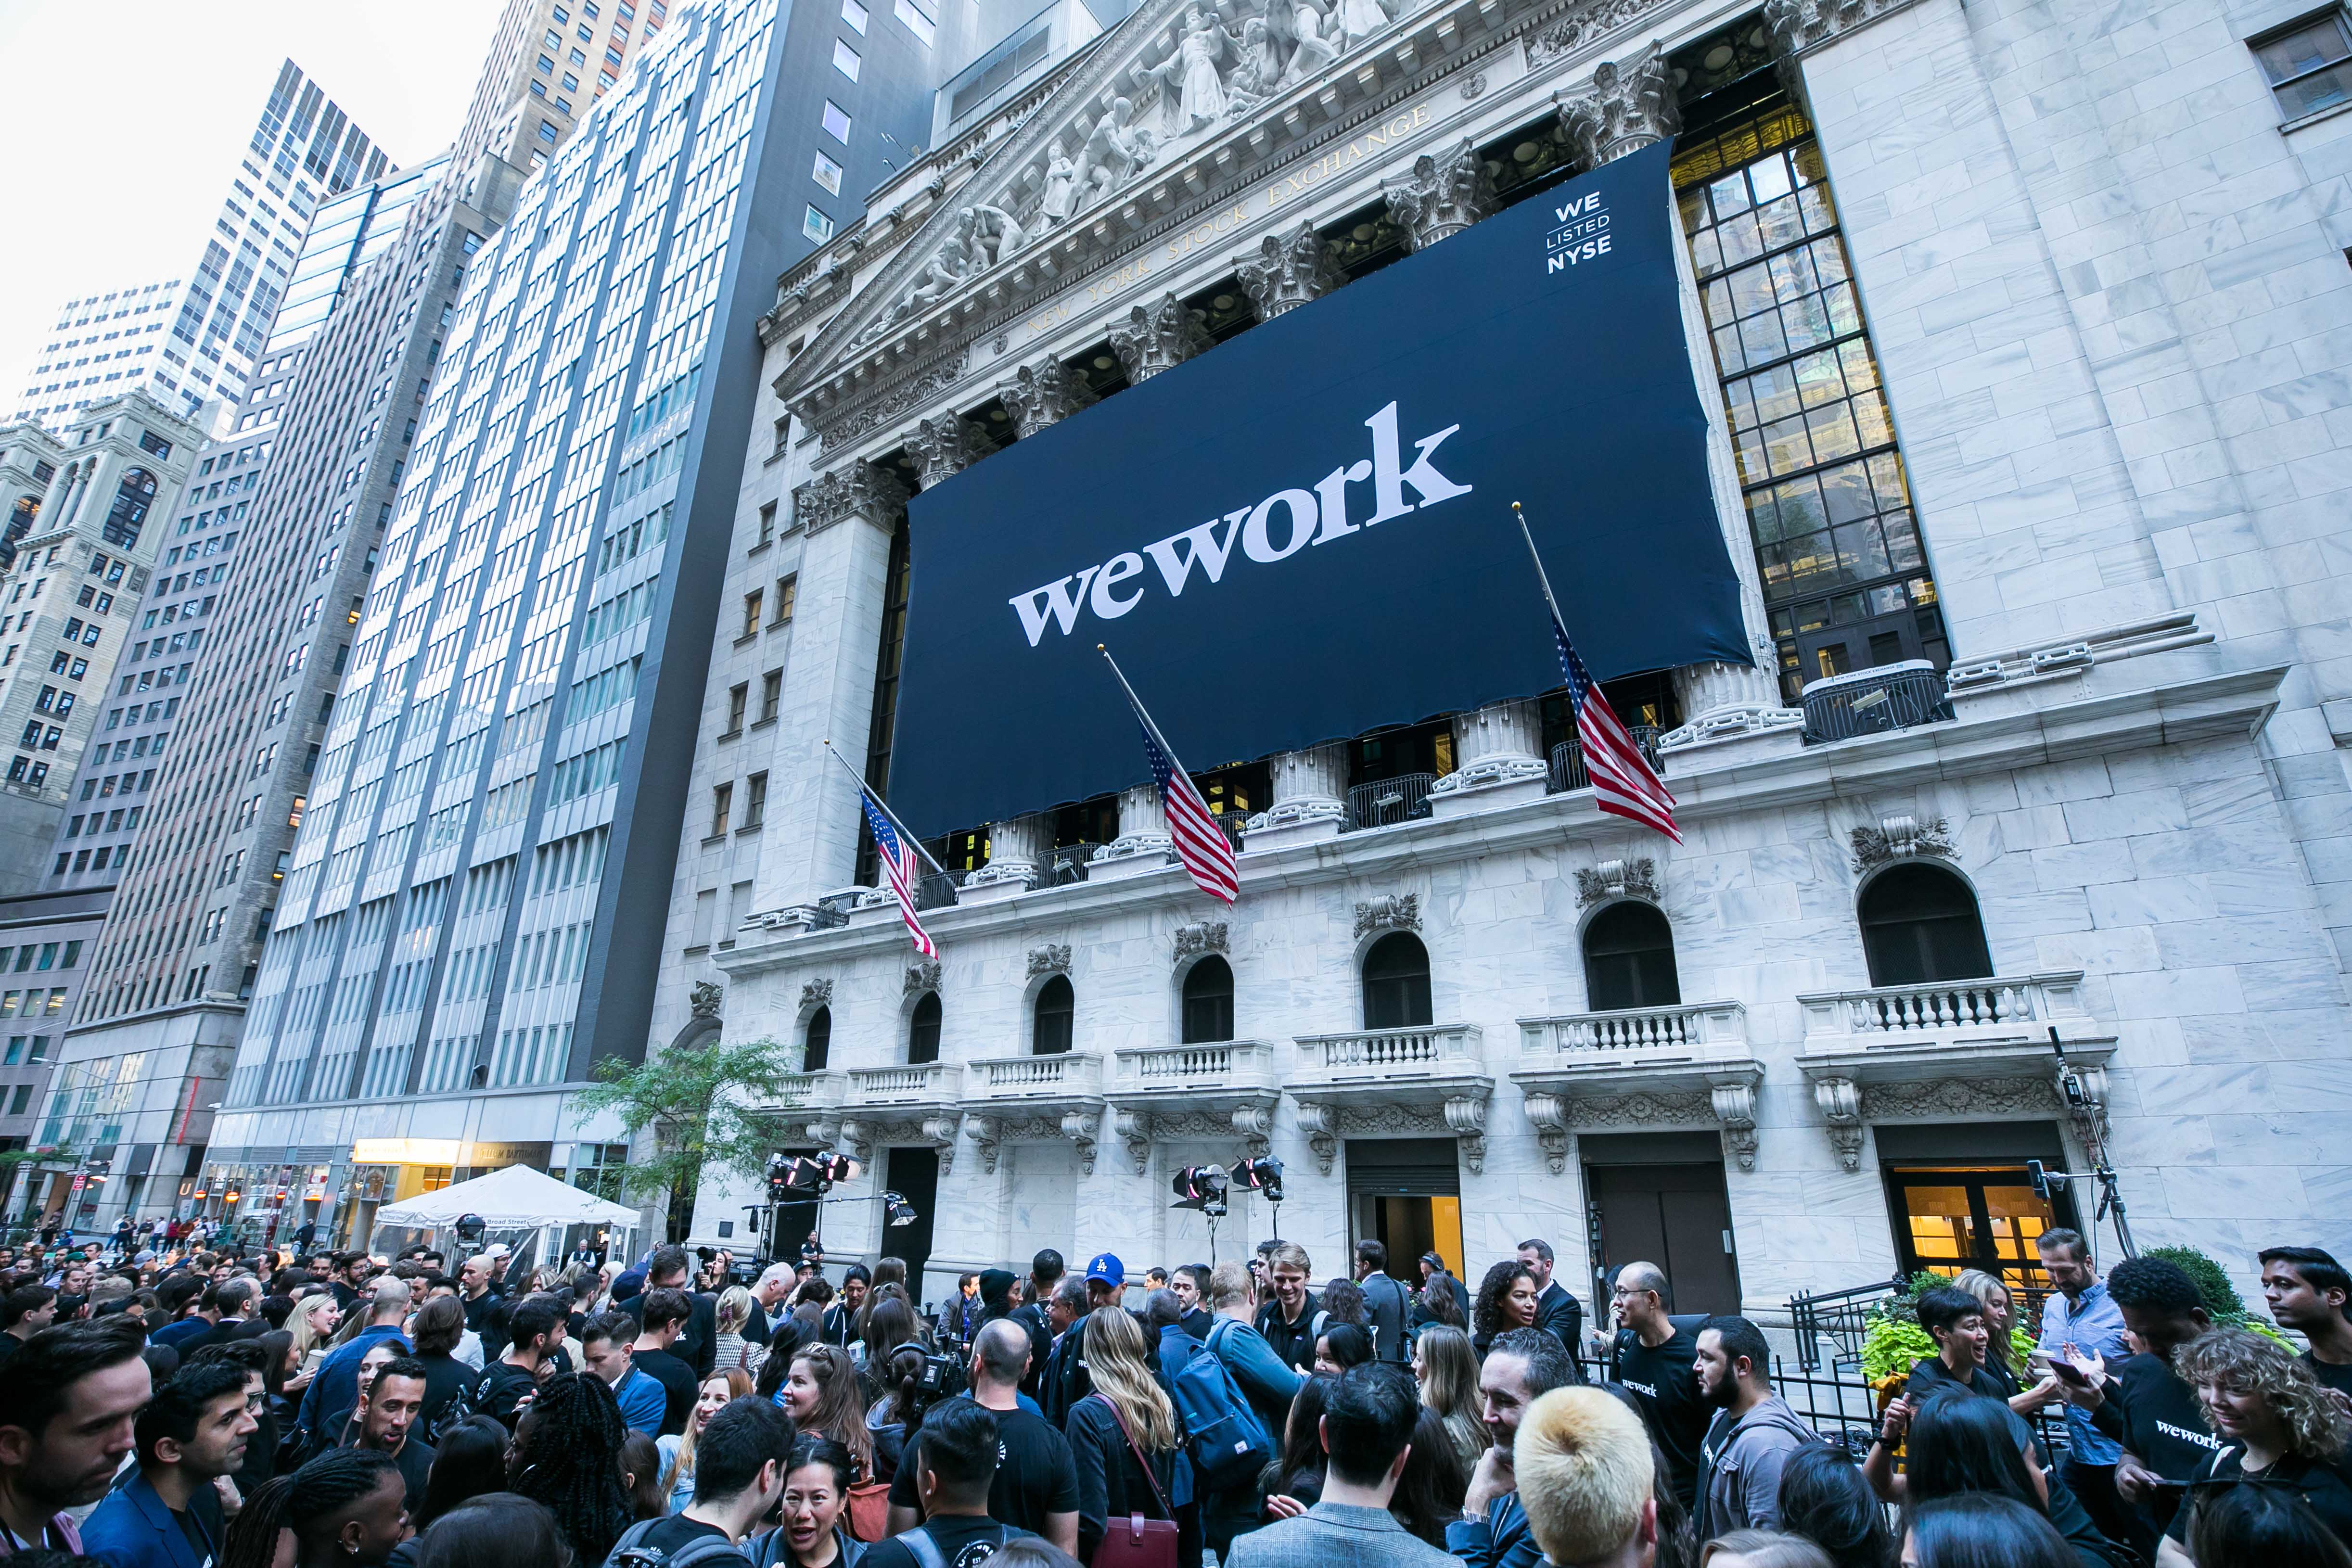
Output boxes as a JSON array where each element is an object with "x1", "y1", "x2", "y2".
[
  {"x1": 883, "y1": 1316, "x2": 1080, "y2": 1555},
  {"x1": 1607, "y1": 1262, "x2": 1706, "y2": 1511}
]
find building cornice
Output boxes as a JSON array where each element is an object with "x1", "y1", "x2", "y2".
[{"x1": 715, "y1": 662, "x2": 2288, "y2": 978}]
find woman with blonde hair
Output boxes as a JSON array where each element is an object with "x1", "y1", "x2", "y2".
[
  {"x1": 656, "y1": 1369, "x2": 752, "y2": 1513},
  {"x1": 1066, "y1": 1306, "x2": 1194, "y2": 1566},
  {"x1": 2162, "y1": 1326, "x2": 2352, "y2": 1565},
  {"x1": 713, "y1": 1286, "x2": 764, "y2": 1376},
  {"x1": 287, "y1": 1290, "x2": 343, "y2": 1378},
  {"x1": 1413, "y1": 1323, "x2": 1489, "y2": 1474}
]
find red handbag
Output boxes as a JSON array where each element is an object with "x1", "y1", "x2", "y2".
[{"x1": 1087, "y1": 1395, "x2": 1179, "y2": 1568}]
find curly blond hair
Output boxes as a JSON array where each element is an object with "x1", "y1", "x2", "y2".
[{"x1": 2173, "y1": 1326, "x2": 2349, "y2": 1459}]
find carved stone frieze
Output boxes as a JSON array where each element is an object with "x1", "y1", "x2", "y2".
[
  {"x1": 1296, "y1": 1098, "x2": 1487, "y2": 1175},
  {"x1": 1354, "y1": 893, "x2": 1421, "y2": 939},
  {"x1": 1866, "y1": 1075, "x2": 2058, "y2": 1120},
  {"x1": 1849, "y1": 814, "x2": 1956, "y2": 871},
  {"x1": 1575, "y1": 857, "x2": 1660, "y2": 908},
  {"x1": 793, "y1": 462, "x2": 910, "y2": 535},
  {"x1": 1381, "y1": 139, "x2": 1497, "y2": 250},
  {"x1": 1027, "y1": 943, "x2": 1073, "y2": 977},
  {"x1": 1109, "y1": 292, "x2": 1214, "y2": 383},
  {"x1": 1524, "y1": 0, "x2": 1668, "y2": 67},
  {"x1": 799, "y1": 979, "x2": 834, "y2": 1009},
  {"x1": 904, "y1": 959, "x2": 943, "y2": 996},
  {"x1": 1234, "y1": 222, "x2": 1342, "y2": 320},
  {"x1": 806, "y1": 355, "x2": 969, "y2": 453},
  {"x1": 997, "y1": 356, "x2": 1098, "y2": 438},
  {"x1": 1173, "y1": 921, "x2": 1229, "y2": 961},
  {"x1": 905, "y1": 414, "x2": 992, "y2": 489},
  {"x1": 690, "y1": 981, "x2": 724, "y2": 1019},
  {"x1": 1555, "y1": 42, "x2": 1680, "y2": 167}
]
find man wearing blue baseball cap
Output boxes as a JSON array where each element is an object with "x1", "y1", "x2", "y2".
[{"x1": 1084, "y1": 1254, "x2": 1126, "y2": 1312}]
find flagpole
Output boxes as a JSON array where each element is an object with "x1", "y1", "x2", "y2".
[
  {"x1": 819, "y1": 739, "x2": 949, "y2": 876},
  {"x1": 1509, "y1": 501, "x2": 1577, "y2": 639},
  {"x1": 1095, "y1": 644, "x2": 1196, "y2": 778}
]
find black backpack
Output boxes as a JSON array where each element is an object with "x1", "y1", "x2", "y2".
[{"x1": 601, "y1": 1518, "x2": 752, "y2": 1568}]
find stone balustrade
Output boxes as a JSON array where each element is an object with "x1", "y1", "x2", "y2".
[
  {"x1": 1519, "y1": 1000, "x2": 1749, "y2": 1056},
  {"x1": 1112, "y1": 1040, "x2": 1280, "y2": 1096},
  {"x1": 963, "y1": 1051, "x2": 1105, "y2": 1102},
  {"x1": 1296, "y1": 1022, "x2": 1484, "y2": 1079},
  {"x1": 845, "y1": 1061, "x2": 965, "y2": 1107},
  {"x1": 1797, "y1": 971, "x2": 2087, "y2": 1043}
]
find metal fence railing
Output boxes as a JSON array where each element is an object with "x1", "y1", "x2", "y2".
[
  {"x1": 1043, "y1": 843, "x2": 1102, "y2": 886},
  {"x1": 1789, "y1": 1276, "x2": 1905, "y2": 1373},
  {"x1": 1800, "y1": 661, "x2": 1954, "y2": 744},
  {"x1": 1345, "y1": 772, "x2": 1436, "y2": 830}
]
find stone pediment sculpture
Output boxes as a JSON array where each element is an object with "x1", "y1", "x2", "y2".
[{"x1": 773, "y1": 0, "x2": 1633, "y2": 430}]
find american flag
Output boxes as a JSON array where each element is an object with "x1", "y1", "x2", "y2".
[
  {"x1": 859, "y1": 787, "x2": 937, "y2": 957},
  {"x1": 1553, "y1": 610, "x2": 1681, "y2": 843},
  {"x1": 1130, "y1": 712, "x2": 1239, "y2": 905}
]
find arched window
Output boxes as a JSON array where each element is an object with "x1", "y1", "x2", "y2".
[
  {"x1": 1181, "y1": 956, "x2": 1234, "y2": 1044},
  {"x1": 1859, "y1": 864, "x2": 1993, "y2": 986},
  {"x1": 803, "y1": 1006, "x2": 831, "y2": 1071},
  {"x1": 1033, "y1": 975, "x2": 1074, "y2": 1056},
  {"x1": 1362, "y1": 932, "x2": 1432, "y2": 1031},
  {"x1": 1582, "y1": 903, "x2": 1681, "y2": 1011},
  {"x1": 907, "y1": 992, "x2": 942, "y2": 1064},
  {"x1": 103, "y1": 468, "x2": 156, "y2": 549}
]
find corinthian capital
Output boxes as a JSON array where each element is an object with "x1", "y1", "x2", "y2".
[
  {"x1": 793, "y1": 462, "x2": 910, "y2": 535},
  {"x1": 1762, "y1": 0, "x2": 1888, "y2": 54},
  {"x1": 904, "y1": 414, "x2": 991, "y2": 490},
  {"x1": 1108, "y1": 292, "x2": 1214, "y2": 383},
  {"x1": 1234, "y1": 222, "x2": 1342, "y2": 320},
  {"x1": 997, "y1": 356, "x2": 1098, "y2": 437},
  {"x1": 1556, "y1": 42, "x2": 1681, "y2": 168},
  {"x1": 1381, "y1": 139, "x2": 1497, "y2": 251}
]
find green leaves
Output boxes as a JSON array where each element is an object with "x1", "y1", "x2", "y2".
[{"x1": 569, "y1": 1037, "x2": 801, "y2": 1210}]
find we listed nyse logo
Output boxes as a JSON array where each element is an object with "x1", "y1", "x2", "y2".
[{"x1": 1545, "y1": 190, "x2": 1612, "y2": 273}]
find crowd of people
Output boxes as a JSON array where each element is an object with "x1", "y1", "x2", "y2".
[{"x1": 0, "y1": 1224, "x2": 2346, "y2": 1568}]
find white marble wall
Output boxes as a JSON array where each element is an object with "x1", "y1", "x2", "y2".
[{"x1": 1795, "y1": 0, "x2": 2352, "y2": 973}]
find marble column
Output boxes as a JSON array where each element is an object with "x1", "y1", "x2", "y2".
[
  {"x1": 1559, "y1": 46, "x2": 1802, "y2": 756},
  {"x1": 963, "y1": 812, "x2": 1050, "y2": 895},
  {"x1": 1092, "y1": 781, "x2": 1174, "y2": 867},
  {"x1": 998, "y1": 357, "x2": 1097, "y2": 436},
  {"x1": 749, "y1": 461, "x2": 910, "y2": 922},
  {"x1": 1108, "y1": 293, "x2": 1213, "y2": 383},
  {"x1": 1430, "y1": 699, "x2": 1548, "y2": 816},
  {"x1": 1234, "y1": 222, "x2": 1342, "y2": 318},
  {"x1": 1381, "y1": 139, "x2": 1498, "y2": 250},
  {"x1": 1246, "y1": 742, "x2": 1349, "y2": 848}
]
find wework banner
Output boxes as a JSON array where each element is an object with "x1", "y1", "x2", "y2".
[{"x1": 891, "y1": 141, "x2": 1748, "y2": 836}]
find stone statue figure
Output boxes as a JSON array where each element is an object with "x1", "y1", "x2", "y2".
[
  {"x1": 1230, "y1": 13, "x2": 1280, "y2": 98},
  {"x1": 1075, "y1": 95, "x2": 1154, "y2": 204},
  {"x1": 960, "y1": 203, "x2": 1027, "y2": 266},
  {"x1": 1336, "y1": 0, "x2": 1394, "y2": 46},
  {"x1": 1279, "y1": 0, "x2": 1341, "y2": 85},
  {"x1": 1146, "y1": 6, "x2": 1240, "y2": 132},
  {"x1": 1038, "y1": 148, "x2": 1079, "y2": 223}
]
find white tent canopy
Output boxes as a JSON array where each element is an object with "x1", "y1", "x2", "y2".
[{"x1": 374, "y1": 1162, "x2": 638, "y2": 1230}]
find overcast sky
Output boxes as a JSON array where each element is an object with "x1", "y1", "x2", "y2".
[{"x1": 0, "y1": 0, "x2": 508, "y2": 419}]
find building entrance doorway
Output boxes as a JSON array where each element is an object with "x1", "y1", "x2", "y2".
[
  {"x1": 1585, "y1": 1157, "x2": 1740, "y2": 1316},
  {"x1": 1884, "y1": 1162, "x2": 2075, "y2": 1293},
  {"x1": 882, "y1": 1146, "x2": 939, "y2": 1308},
  {"x1": 1345, "y1": 1137, "x2": 1462, "y2": 1282}
]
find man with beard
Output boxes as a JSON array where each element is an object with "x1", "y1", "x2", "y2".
[
  {"x1": 84, "y1": 1361, "x2": 258, "y2": 1568},
  {"x1": 1447, "y1": 1327, "x2": 1582, "y2": 1568},
  {"x1": 1691, "y1": 1315, "x2": 1820, "y2": 1536},
  {"x1": 0, "y1": 1319, "x2": 153, "y2": 1556}
]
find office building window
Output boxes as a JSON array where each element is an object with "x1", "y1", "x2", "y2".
[
  {"x1": 710, "y1": 782, "x2": 731, "y2": 838},
  {"x1": 2253, "y1": 11, "x2": 2352, "y2": 117},
  {"x1": 725, "y1": 683, "x2": 748, "y2": 734},
  {"x1": 894, "y1": 0, "x2": 935, "y2": 43},
  {"x1": 813, "y1": 151, "x2": 844, "y2": 195},
  {"x1": 832, "y1": 38, "x2": 861, "y2": 79},
  {"x1": 760, "y1": 669, "x2": 782, "y2": 723},
  {"x1": 821, "y1": 101, "x2": 852, "y2": 142},
  {"x1": 742, "y1": 771, "x2": 767, "y2": 829},
  {"x1": 742, "y1": 588, "x2": 763, "y2": 637},
  {"x1": 771, "y1": 575, "x2": 796, "y2": 625},
  {"x1": 805, "y1": 205, "x2": 835, "y2": 243},
  {"x1": 843, "y1": 0, "x2": 869, "y2": 29}
]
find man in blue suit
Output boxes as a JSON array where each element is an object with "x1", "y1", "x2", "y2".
[{"x1": 82, "y1": 1361, "x2": 257, "y2": 1568}]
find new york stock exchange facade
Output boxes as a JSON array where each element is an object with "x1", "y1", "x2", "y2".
[{"x1": 674, "y1": 0, "x2": 2352, "y2": 1316}]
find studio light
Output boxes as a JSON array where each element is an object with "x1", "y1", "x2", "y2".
[
  {"x1": 1229, "y1": 1154, "x2": 1284, "y2": 1203},
  {"x1": 882, "y1": 1191, "x2": 919, "y2": 1227},
  {"x1": 1170, "y1": 1164, "x2": 1229, "y2": 1212},
  {"x1": 455, "y1": 1212, "x2": 486, "y2": 1245}
]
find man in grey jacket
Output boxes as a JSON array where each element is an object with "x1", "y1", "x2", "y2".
[
  {"x1": 1692, "y1": 1315, "x2": 1822, "y2": 1536},
  {"x1": 1228, "y1": 1362, "x2": 1454, "y2": 1568}
]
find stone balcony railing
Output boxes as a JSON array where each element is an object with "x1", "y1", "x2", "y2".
[
  {"x1": 1104, "y1": 1041, "x2": 1283, "y2": 1174},
  {"x1": 963, "y1": 1051, "x2": 1104, "y2": 1104},
  {"x1": 1510, "y1": 1002, "x2": 1764, "y2": 1173},
  {"x1": 1291, "y1": 1023, "x2": 1493, "y2": 1175},
  {"x1": 1793, "y1": 970, "x2": 2116, "y2": 1173},
  {"x1": 845, "y1": 1061, "x2": 965, "y2": 1107}
]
